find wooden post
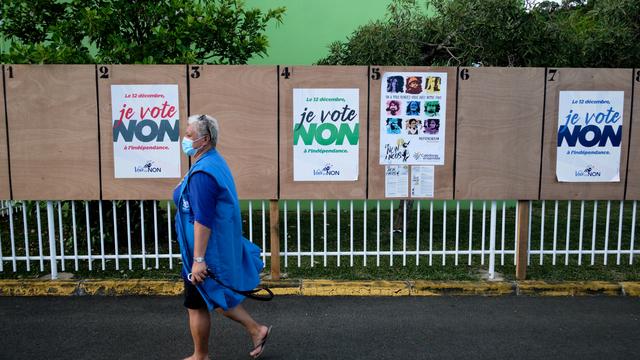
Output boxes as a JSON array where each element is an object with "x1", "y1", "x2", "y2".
[
  {"x1": 269, "y1": 200, "x2": 281, "y2": 280},
  {"x1": 516, "y1": 200, "x2": 529, "y2": 280}
]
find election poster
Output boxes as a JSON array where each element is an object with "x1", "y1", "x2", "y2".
[
  {"x1": 111, "y1": 84, "x2": 181, "y2": 178},
  {"x1": 293, "y1": 88, "x2": 360, "y2": 181},
  {"x1": 379, "y1": 72, "x2": 447, "y2": 165},
  {"x1": 556, "y1": 91, "x2": 624, "y2": 182}
]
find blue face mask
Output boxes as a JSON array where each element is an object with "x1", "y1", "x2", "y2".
[{"x1": 181, "y1": 136, "x2": 204, "y2": 156}]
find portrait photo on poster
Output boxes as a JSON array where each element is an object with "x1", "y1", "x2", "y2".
[
  {"x1": 386, "y1": 100, "x2": 402, "y2": 116},
  {"x1": 405, "y1": 118, "x2": 422, "y2": 135}
]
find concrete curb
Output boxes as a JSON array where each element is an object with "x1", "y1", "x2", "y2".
[
  {"x1": 0, "y1": 279, "x2": 184, "y2": 296},
  {"x1": 1, "y1": 279, "x2": 638, "y2": 297},
  {"x1": 516, "y1": 280, "x2": 623, "y2": 296}
]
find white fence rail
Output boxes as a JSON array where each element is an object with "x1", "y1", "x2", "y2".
[{"x1": 0, "y1": 200, "x2": 638, "y2": 280}]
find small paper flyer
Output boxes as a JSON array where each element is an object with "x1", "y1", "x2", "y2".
[
  {"x1": 385, "y1": 165, "x2": 409, "y2": 198},
  {"x1": 410, "y1": 166, "x2": 434, "y2": 198}
]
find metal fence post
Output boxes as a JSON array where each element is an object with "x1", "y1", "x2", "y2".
[
  {"x1": 46, "y1": 201, "x2": 58, "y2": 280},
  {"x1": 489, "y1": 201, "x2": 497, "y2": 280},
  {"x1": 269, "y1": 200, "x2": 281, "y2": 280},
  {"x1": 516, "y1": 200, "x2": 530, "y2": 280}
]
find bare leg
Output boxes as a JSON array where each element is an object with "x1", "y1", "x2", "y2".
[
  {"x1": 184, "y1": 308, "x2": 211, "y2": 360},
  {"x1": 217, "y1": 304, "x2": 268, "y2": 357}
]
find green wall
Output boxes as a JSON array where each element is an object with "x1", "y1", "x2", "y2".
[
  {"x1": 245, "y1": 0, "x2": 391, "y2": 65},
  {"x1": 0, "y1": 1, "x2": 392, "y2": 65}
]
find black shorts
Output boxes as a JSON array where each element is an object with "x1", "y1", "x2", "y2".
[{"x1": 183, "y1": 280, "x2": 207, "y2": 310}]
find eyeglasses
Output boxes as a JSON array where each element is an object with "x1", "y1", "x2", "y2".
[{"x1": 198, "y1": 114, "x2": 212, "y2": 140}]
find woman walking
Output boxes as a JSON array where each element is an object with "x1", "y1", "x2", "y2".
[{"x1": 174, "y1": 114, "x2": 271, "y2": 359}]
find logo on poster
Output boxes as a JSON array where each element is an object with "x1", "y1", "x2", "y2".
[
  {"x1": 313, "y1": 163, "x2": 341, "y2": 176},
  {"x1": 134, "y1": 160, "x2": 162, "y2": 173},
  {"x1": 575, "y1": 164, "x2": 601, "y2": 178}
]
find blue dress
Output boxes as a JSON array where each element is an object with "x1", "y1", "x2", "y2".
[{"x1": 173, "y1": 149, "x2": 264, "y2": 311}]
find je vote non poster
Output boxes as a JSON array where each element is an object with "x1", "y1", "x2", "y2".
[
  {"x1": 293, "y1": 88, "x2": 360, "y2": 181},
  {"x1": 111, "y1": 84, "x2": 181, "y2": 178}
]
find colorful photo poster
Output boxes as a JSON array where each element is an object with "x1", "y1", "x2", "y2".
[
  {"x1": 410, "y1": 165, "x2": 434, "y2": 198},
  {"x1": 379, "y1": 72, "x2": 447, "y2": 165},
  {"x1": 385, "y1": 165, "x2": 409, "y2": 198},
  {"x1": 111, "y1": 84, "x2": 181, "y2": 178},
  {"x1": 293, "y1": 88, "x2": 359, "y2": 181},
  {"x1": 556, "y1": 91, "x2": 624, "y2": 182}
]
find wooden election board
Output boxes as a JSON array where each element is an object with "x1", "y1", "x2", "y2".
[
  {"x1": 279, "y1": 66, "x2": 368, "y2": 199},
  {"x1": 367, "y1": 66, "x2": 456, "y2": 199},
  {"x1": 540, "y1": 68, "x2": 633, "y2": 200},
  {"x1": 97, "y1": 65, "x2": 189, "y2": 200},
  {"x1": 624, "y1": 69, "x2": 640, "y2": 200},
  {"x1": 5, "y1": 65, "x2": 100, "y2": 200},
  {"x1": 0, "y1": 68, "x2": 11, "y2": 199},
  {"x1": 189, "y1": 65, "x2": 278, "y2": 199},
  {"x1": 456, "y1": 67, "x2": 545, "y2": 200}
]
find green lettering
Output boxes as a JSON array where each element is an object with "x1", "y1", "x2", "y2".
[
  {"x1": 335, "y1": 123, "x2": 359, "y2": 145},
  {"x1": 315, "y1": 123, "x2": 337, "y2": 145},
  {"x1": 293, "y1": 123, "x2": 359, "y2": 146},
  {"x1": 293, "y1": 123, "x2": 316, "y2": 145}
]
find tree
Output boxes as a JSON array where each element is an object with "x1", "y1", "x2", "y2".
[
  {"x1": 0, "y1": 0, "x2": 285, "y2": 64},
  {"x1": 317, "y1": 0, "x2": 640, "y2": 68},
  {"x1": 0, "y1": 0, "x2": 286, "y2": 258}
]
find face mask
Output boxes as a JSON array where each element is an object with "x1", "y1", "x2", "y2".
[{"x1": 181, "y1": 136, "x2": 205, "y2": 156}]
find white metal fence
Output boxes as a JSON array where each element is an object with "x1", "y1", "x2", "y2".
[{"x1": 0, "y1": 200, "x2": 638, "y2": 280}]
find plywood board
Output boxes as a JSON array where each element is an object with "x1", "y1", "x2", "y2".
[
  {"x1": 98, "y1": 65, "x2": 188, "y2": 200},
  {"x1": 540, "y1": 68, "x2": 633, "y2": 200},
  {"x1": 367, "y1": 66, "x2": 456, "y2": 199},
  {"x1": 279, "y1": 66, "x2": 368, "y2": 199},
  {"x1": 5, "y1": 65, "x2": 100, "y2": 200},
  {"x1": 624, "y1": 69, "x2": 640, "y2": 200},
  {"x1": 0, "y1": 67, "x2": 11, "y2": 199},
  {"x1": 189, "y1": 65, "x2": 277, "y2": 199},
  {"x1": 456, "y1": 67, "x2": 545, "y2": 200}
]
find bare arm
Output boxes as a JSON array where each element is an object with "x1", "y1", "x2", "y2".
[
  {"x1": 193, "y1": 221, "x2": 211, "y2": 258},
  {"x1": 191, "y1": 221, "x2": 211, "y2": 284}
]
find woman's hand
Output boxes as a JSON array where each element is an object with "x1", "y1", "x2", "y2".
[{"x1": 190, "y1": 261, "x2": 208, "y2": 284}]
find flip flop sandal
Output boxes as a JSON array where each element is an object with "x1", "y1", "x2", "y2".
[{"x1": 251, "y1": 325, "x2": 272, "y2": 359}]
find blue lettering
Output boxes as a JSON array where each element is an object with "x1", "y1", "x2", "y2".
[
  {"x1": 599, "y1": 125, "x2": 622, "y2": 146},
  {"x1": 135, "y1": 120, "x2": 158, "y2": 142},
  {"x1": 557, "y1": 125, "x2": 622, "y2": 147},
  {"x1": 578, "y1": 125, "x2": 601, "y2": 147},
  {"x1": 113, "y1": 119, "x2": 180, "y2": 142}
]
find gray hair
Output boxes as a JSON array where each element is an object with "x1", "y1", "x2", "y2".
[{"x1": 188, "y1": 114, "x2": 219, "y2": 148}]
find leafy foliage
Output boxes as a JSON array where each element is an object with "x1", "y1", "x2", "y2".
[
  {"x1": 318, "y1": 0, "x2": 640, "y2": 67},
  {"x1": 1, "y1": 0, "x2": 285, "y2": 64}
]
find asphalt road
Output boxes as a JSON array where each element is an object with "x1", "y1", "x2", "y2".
[{"x1": 1, "y1": 295, "x2": 638, "y2": 359}]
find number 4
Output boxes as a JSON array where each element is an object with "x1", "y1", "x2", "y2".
[{"x1": 280, "y1": 67, "x2": 291, "y2": 79}]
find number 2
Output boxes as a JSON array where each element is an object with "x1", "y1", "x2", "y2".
[{"x1": 99, "y1": 66, "x2": 109, "y2": 79}]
